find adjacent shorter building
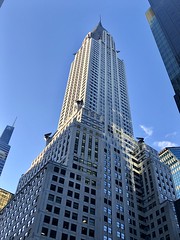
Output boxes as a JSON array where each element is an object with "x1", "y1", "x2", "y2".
[
  {"x1": 159, "y1": 147, "x2": 180, "y2": 198},
  {"x1": 0, "y1": 125, "x2": 14, "y2": 176},
  {"x1": 146, "y1": 0, "x2": 180, "y2": 112},
  {"x1": 0, "y1": 188, "x2": 14, "y2": 211}
]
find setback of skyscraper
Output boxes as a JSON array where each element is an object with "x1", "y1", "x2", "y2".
[
  {"x1": 146, "y1": 0, "x2": 180, "y2": 112},
  {"x1": 0, "y1": 22, "x2": 180, "y2": 240}
]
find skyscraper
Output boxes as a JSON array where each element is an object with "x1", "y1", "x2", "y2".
[
  {"x1": 146, "y1": 0, "x2": 180, "y2": 112},
  {"x1": 159, "y1": 147, "x2": 180, "y2": 198},
  {"x1": 0, "y1": 125, "x2": 14, "y2": 176},
  {"x1": 0, "y1": 0, "x2": 4, "y2": 8},
  {"x1": 0, "y1": 22, "x2": 180, "y2": 240}
]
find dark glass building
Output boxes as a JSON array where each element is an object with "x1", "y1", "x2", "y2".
[
  {"x1": 0, "y1": 125, "x2": 14, "y2": 175},
  {"x1": 146, "y1": 0, "x2": 180, "y2": 112}
]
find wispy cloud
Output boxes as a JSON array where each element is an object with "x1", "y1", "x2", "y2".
[
  {"x1": 140, "y1": 125, "x2": 153, "y2": 137},
  {"x1": 165, "y1": 131, "x2": 177, "y2": 138},
  {"x1": 154, "y1": 141, "x2": 178, "y2": 150}
]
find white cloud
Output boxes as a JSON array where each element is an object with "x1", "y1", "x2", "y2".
[
  {"x1": 154, "y1": 141, "x2": 178, "y2": 150},
  {"x1": 140, "y1": 125, "x2": 153, "y2": 137},
  {"x1": 165, "y1": 131, "x2": 177, "y2": 138}
]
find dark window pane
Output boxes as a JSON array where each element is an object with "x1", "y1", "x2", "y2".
[
  {"x1": 52, "y1": 218, "x2": 58, "y2": 226},
  {"x1": 75, "y1": 183, "x2": 80, "y2": 190},
  {"x1": 70, "y1": 172, "x2": 75, "y2": 179},
  {"x1": 66, "y1": 200, "x2": 72, "y2": 207},
  {"x1": 54, "y1": 167, "x2": 59, "y2": 173},
  {"x1": 82, "y1": 227, "x2": 87, "y2": 235},
  {"x1": 68, "y1": 190, "x2": 73, "y2": 197},
  {"x1": 41, "y1": 227, "x2": 48, "y2": 236},
  {"x1": 72, "y1": 212, "x2": 78, "y2": 220},
  {"x1": 59, "y1": 177, "x2": 65, "y2": 184},
  {"x1": 61, "y1": 233, "x2": 68, "y2": 240},
  {"x1": 61, "y1": 169, "x2": 66, "y2": 176},
  {"x1": 52, "y1": 175, "x2": 58, "y2": 182},
  {"x1": 44, "y1": 215, "x2": 50, "y2": 224},
  {"x1": 57, "y1": 187, "x2": 63, "y2": 194},
  {"x1": 48, "y1": 194, "x2": 54, "y2": 201},
  {"x1": 50, "y1": 184, "x2": 56, "y2": 191},
  {"x1": 46, "y1": 204, "x2": 52, "y2": 212},
  {"x1": 65, "y1": 210, "x2": 71, "y2": 218},
  {"x1": 56, "y1": 196, "x2": 62, "y2": 204},
  {"x1": 50, "y1": 230, "x2": 57, "y2": 238},
  {"x1": 54, "y1": 207, "x2": 60, "y2": 215},
  {"x1": 63, "y1": 221, "x2": 69, "y2": 229},
  {"x1": 71, "y1": 223, "x2": 77, "y2": 232}
]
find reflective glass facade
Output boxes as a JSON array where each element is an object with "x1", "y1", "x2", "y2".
[{"x1": 146, "y1": 0, "x2": 180, "y2": 112}]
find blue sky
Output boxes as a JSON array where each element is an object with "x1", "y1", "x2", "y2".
[{"x1": 0, "y1": 0, "x2": 179, "y2": 193}]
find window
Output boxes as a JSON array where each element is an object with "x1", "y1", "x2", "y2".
[
  {"x1": 59, "y1": 177, "x2": 65, "y2": 184},
  {"x1": 70, "y1": 236, "x2": 76, "y2": 240},
  {"x1": 50, "y1": 184, "x2": 56, "y2": 191},
  {"x1": 52, "y1": 218, "x2": 58, "y2": 226},
  {"x1": 71, "y1": 224, "x2": 77, "y2": 232},
  {"x1": 72, "y1": 212, "x2": 78, "y2": 220},
  {"x1": 83, "y1": 205, "x2": 88, "y2": 213},
  {"x1": 54, "y1": 167, "x2": 59, "y2": 173},
  {"x1": 50, "y1": 230, "x2": 57, "y2": 238},
  {"x1": 63, "y1": 221, "x2": 69, "y2": 229},
  {"x1": 56, "y1": 196, "x2": 62, "y2": 204},
  {"x1": 52, "y1": 175, "x2": 58, "y2": 182},
  {"x1": 65, "y1": 210, "x2": 71, "y2": 218},
  {"x1": 66, "y1": 200, "x2": 72, "y2": 207},
  {"x1": 84, "y1": 196, "x2": 89, "y2": 203},
  {"x1": 82, "y1": 227, "x2": 87, "y2": 235},
  {"x1": 44, "y1": 215, "x2": 50, "y2": 224},
  {"x1": 46, "y1": 204, "x2": 52, "y2": 212},
  {"x1": 89, "y1": 229, "x2": 94, "y2": 237},
  {"x1": 89, "y1": 218, "x2": 95, "y2": 226},
  {"x1": 61, "y1": 233, "x2": 68, "y2": 240},
  {"x1": 76, "y1": 175, "x2": 81, "y2": 181},
  {"x1": 90, "y1": 208, "x2": 95, "y2": 215},
  {"x1": 70, "y1": 172, "x2": 75, "y2": 179},
  {"x1": 85, "y1": 187, "x2": 89, "y2": 193},
  {"x1": 91, "y1": 198, "x2": 96, "y2": 205},
  {"x1": 68, "y1": 190, "x2": 73, "y2": 197},
  {"x1": 41, "y1": 227, "x2": 48, "y2": 236},
  {"x1": 91, "y1": 189, "x2": 96, "y2": 195},
  {"x1": 75, "y1": 183, "x2": 80, "y2": 190},
  {"x1": 74, "y1": 192, "x2": 80, "y2": 199},
  {"x1": 57, "y1": 187, "x2": 63, "y2": 194},
  {"x1": 54, "y1": 207, "x2": 60, "y2": 215},
  {"x1": 73, "y1": 202, "x2": 79, "y2": 209},
  {"x1": 48, "y1": 194, "x2": 54, "y2": 201},
  {"x1": 69, "y1": 181, "x2": 74, "y2": 187},
  {"x1": 61, "y1": 169, "x2": 66, "y2": 175}
]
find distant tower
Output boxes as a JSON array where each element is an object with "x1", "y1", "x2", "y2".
[
  {"x1": 0, "y1": 125, "x2": 14, "y2": 175},
  {"x1": 146, "y1": 0, "x2": 180, "y2": 112}
]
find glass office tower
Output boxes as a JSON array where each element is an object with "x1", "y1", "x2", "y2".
[
  {"x1": 159, "y1": 147, "x2": 180, "y2": 198},
  {"x1": 146, "y1": 0, "x2": 180, "y2": 112}
]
